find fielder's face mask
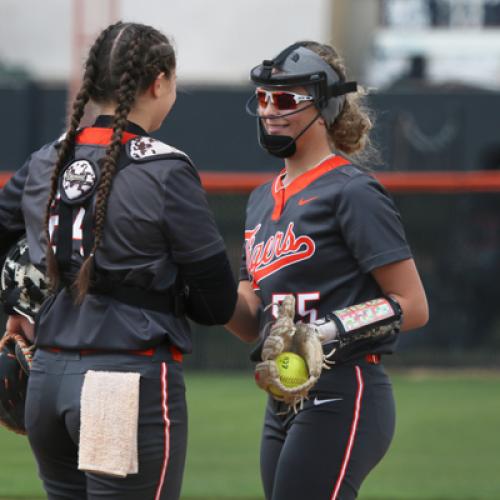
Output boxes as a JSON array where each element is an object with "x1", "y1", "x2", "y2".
[{"x1": 246, "y1": 43, "x2": 357, "y2": 158}]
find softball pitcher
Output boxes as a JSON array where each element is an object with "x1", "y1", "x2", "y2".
[
  {"x1": 226, "y1": 41, "x2": 429, "y2": 500},
  {"x1": 0, "y1": 22, "x2": 257, "y2": 500}
]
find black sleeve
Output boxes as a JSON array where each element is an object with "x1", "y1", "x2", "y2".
[
  {"x1": 0, "y1": 161, "x2": 30, "y2": 264},
  {"x1": 178, "y1": 251, "x2": 238, "y2": 326},
  {"x1": 162, "y1": 161, "x2": 225, "y2": 263},
  {"x1": 336, "y1": 174, "x2": 412, "y2": 273}
]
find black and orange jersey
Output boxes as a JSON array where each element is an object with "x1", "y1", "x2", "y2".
[
  {"x1": 240, "y1": 154, "x2": 412, "y2": 359},
  {"x1": 0, "y1": 116, "x2": 227, "y2": 352}
]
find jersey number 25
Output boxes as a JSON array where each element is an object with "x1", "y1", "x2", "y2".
[{"x1": 271, "y1": 292, "x2": 320, "y2": 322}]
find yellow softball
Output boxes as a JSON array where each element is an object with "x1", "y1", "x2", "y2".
[{"x1": 269, "y1": 352, "x2": 309, "y2": 397}]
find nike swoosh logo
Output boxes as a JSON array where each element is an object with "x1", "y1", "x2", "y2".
[
  {"x1": 298, "y1": 196, "x2": 318, "y2": 206},
  {"x1": 313, "y1": 397, "x2": 343, "y2": 406}
]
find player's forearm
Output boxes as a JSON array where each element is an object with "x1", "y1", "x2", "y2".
[
  {"x1": 225, "y1": 282, "x2": 261, "y2": 343},
  {"x1": 371, "y1": 259, "x2": 429, "y2": 332},
  {"x1": 6, "y1": 315, "x2": 35, "y2": 343},
  {"x1": 389, "y1": 292, "x2": 429, "y2": 332}
]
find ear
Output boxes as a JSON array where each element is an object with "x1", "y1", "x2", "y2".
[{"x1": 150, "y1": 72, "x2": 166, "y2": 98}]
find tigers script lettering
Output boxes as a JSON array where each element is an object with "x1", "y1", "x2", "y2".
[{"x1": 245, "y1": 222, "x2": 315, "y2": 287}]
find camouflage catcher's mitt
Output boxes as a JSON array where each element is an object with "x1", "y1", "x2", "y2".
[
  {"x1": 254, "y1": 296, "x2": 332, "y2": 410},
  {"x1": 0, "y1": 237, "x2": 50, "y2": 434},
  {"x1": 1, "y1": 237, "x2": 49, "y2": 321}
]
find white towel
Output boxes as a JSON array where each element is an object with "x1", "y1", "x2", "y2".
[{"x1": 78, "y1": 370, "x2": 141, "y2": 477}]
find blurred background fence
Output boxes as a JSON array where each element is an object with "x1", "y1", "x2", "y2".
[
  {"x1": 1, "y1": 83, "x2": 500, "y2": 370},
  {"x1": 192, "y1": 188, "x2": 500, "y2": 370},
  {"x1": 1, "y1": 0, "x2": 500, "y2": 370}
]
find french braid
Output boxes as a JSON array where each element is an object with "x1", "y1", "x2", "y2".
[
  {"x1": 43, "y1": 22, "x2": 176, "y2": 302},
  {"x1": 74, "y1": 31, "x2": 143, "y2": 302},
  {"x1": 74, "y1": 24, "x2": 175, "y2": 302},
  {"x1": 45, "y1": 22, "x2": 123, "y2": 290}
]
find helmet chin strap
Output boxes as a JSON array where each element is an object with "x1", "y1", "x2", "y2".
[{"x1": 258, "y1": 109, "x2": 323, "y2": 159}]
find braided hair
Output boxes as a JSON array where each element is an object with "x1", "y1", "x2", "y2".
[{"x1": 45, "y1": 22, "x2": 176, "y2": 302}]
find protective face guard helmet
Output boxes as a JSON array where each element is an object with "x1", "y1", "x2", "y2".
[
  {"x1": 0, "y1": 237, "x2": 50, "y2": 322},
  {"x1": 249, "y1": 43, "x2": 357, "y2": 158}
]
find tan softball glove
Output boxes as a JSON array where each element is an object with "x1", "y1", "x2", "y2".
[{"x1": 254, "y1": 295, "x2": 332, "y2": 411}]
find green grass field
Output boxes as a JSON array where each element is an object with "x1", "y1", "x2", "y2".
[{"x1": 0, "y1": 370, "x2": 499, "y2": 500}]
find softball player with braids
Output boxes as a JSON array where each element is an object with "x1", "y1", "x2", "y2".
[
  {"x1": 227, "y1": 41, "x2": 429, "y2": 499},
  {"x1": 0, "y1": 22, "x2": 258, "y2": 500}
]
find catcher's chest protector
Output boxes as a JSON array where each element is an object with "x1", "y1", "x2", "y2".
[{"x1": 49, "y1": 135, "x2": 191, "y2": 273}]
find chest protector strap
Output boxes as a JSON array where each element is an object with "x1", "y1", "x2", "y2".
[{"x1": 55, "y1": 158, "x2": 100, "y2": 272}]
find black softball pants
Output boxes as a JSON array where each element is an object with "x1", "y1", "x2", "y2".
[
  {"x1": 260, "y1": 358, "x2": 396, "y2": 500},
  {"x1": 25, "y1": 346, "x2": 187, "y2": 500}
]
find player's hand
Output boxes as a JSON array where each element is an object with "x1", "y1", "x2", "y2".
[
  {"x1": 254, "y1": 296, "x2": 335, "y2": 412},
  {"x1": 261, "y1": 296, "x2": 296, "y2": 361},
  {"x1": 6, "y1": 315, "x2": 35, "y2": 343}
]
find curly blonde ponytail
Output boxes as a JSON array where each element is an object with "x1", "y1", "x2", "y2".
[{"x1": 298, "y1": 41, "x2": 379, "y2": 166}]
